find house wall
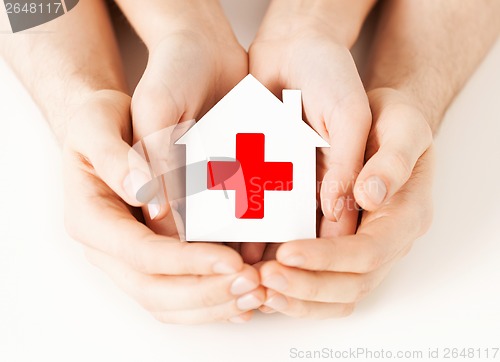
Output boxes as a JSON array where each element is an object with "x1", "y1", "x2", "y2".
[{"x1": 185, "y1": 139, "x2": 319, "y2": 242}]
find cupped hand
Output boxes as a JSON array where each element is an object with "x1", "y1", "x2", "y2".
[
  {"x1": 63, "y1": 90, "x2": 264, "y2": 324},
  {"x1": 244, "y1": 9, "x2": 372, "y2": 263},
  {"x1": 131, "y1": 23, "x2": 248, "y2": 229},
  {"x1": 258, "y1": 88, "x2": 434, "y2": 318}
]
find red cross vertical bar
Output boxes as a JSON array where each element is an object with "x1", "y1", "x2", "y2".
[{"x1": 207, "y1": 133, "x2": 293, "y2": 219}]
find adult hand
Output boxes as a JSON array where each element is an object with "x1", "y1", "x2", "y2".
[
  {"x1": 63, "y1": 90, "x2": 264, "y2": 324},
  {"x1": 259, "y1": 88, "x2": 434, "y2": 318},
  {"x1": 245, "y1": 1, "x2": 374, "y2": 263}
]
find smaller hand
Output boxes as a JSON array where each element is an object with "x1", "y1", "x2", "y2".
[
  {"x1": 244, "y1": 10, "x2": 372, "y2": 263},
  {"x1": 63, "y1": 90, "x2": 264, "y2": 324},
  {"x1": 258, "y1": 88, "x2": 434, "y2": 318},
  {"x1": 131, "y1": 27, "x2": 248, "y2": 229}
]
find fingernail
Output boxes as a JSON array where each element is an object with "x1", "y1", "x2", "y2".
[
  {"x1": 147, "y1": 197, "x2": 160, "y2": 220},
  {"x1": 262, "y1": 274, "x2": 288, "y2": 291},
  {"x1": 264, "y1": 293, "x2": 288, "y2": 310},
  {"x1": 364, "y1": 176, "x2": 387, "y2": 205},
  {"x1": 231, "y1": 277, "x2": 258, "y2": 295},
  {"x1": 332, "y1": 196, "x2": 345, "y2": 222},
  {"x1": 213, "y1": 262, "x2": 238, "y2": 275},
  {"x1": 237, "y1": 294, "x2": 262, "y2": 310},
  {"x1": 229, "y1": 314, "x2": 249, "y2": 323},
  {"x1": 281, "y1": 254, "x2": 305, "y2": 267},
  {"x1": 123, "y1": 169, "x2": 150, "y2": 201}
]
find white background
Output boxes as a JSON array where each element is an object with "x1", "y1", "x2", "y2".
[{"x1": 1, "y1": 1, "x2": 500, "y2": 361}]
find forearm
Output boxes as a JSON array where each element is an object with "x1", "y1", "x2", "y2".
[
  {"x1": 0, "y1": 0, "x2": 126, "y2": 143},
  {"x1": 114, "y1": 0, "x2": 237, "y2": 49},
  {"x1": 256, "y1": 0, "x2": 377, "y2": 47},
  {"x1": 366, "y1": 0, "x2": 500, "y2": 132}
]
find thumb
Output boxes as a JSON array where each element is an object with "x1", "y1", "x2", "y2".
[
  {"x1": 66, "y1": 91, "x2": 158, "y2": 208},
  {"x1": 354, "y1": 89, "x2": 433, "y2": 211}
]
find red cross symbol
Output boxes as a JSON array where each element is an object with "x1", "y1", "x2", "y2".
[{"x1": 207, "y1": 133, "x2": 293, "y2": 219}]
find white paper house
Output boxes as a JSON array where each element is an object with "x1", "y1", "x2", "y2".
[{"x1": 176, "y1": 75, "x2": 329, "y2": 242}]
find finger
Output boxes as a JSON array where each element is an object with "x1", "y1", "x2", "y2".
[
  {"x1": 313, "y1": 58, "x2": 371, "y2": 224},
  {"x1": 240, "y1": 243, "x2": 267, "y2": 264},
  {"x1": 132, "y1": 121, "x2": 195, "y2": 222},
  {"x1": 85, "y1": 247, "x2": 260, "y2": 311},
  {"x1": 276, "y1": 151, "x2": 433, "y2": 274},
  {"x1": 67, "y1": 91, "x2": 157, "y2": 207},
  {"x1": 262, "y1": 243, "x2": 281, "y2": 261},
  {"x1": 275, "y1": 216, "x2": 415, "y2": 274},
  {"x1": 151, "y1": 288, "x2": 266, "y2": 325},
  {"x1": 253, "y1": 61, "x2": 369, "y2": 235},
  {"x1": 275, "y1": 232, "x2": 402, "y2": 275},
  {"x1": 318, "y1": 200, "x2": 361, "y2": 240},
  {"x1": 260, "y1": 256, "x2": 399, "y2": 304},
  {"x1": 263, "y1": 290, "x2": 355, "y2": 319},
  {"x1": 64, "y1": 152, "x2": 244, "y2": 275},
  {"x1": 225, "y1": 243, "x2": 242, "y2": 254},
  {"x1": 354, "y1": 89, "x2": 433, "y2": 211}
]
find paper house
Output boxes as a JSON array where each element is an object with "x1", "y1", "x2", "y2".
[{"x1": 176, "y1": 75, "x2": 329, "y2": 242}]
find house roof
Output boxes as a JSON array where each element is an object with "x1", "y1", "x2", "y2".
[{"x1": 176, "y1": 74, "x2": 329, "y2": 148}]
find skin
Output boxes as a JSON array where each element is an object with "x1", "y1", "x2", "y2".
[
  {"x1": 259, "y1": 89, "x2": 435, "y2": 317},
  {"x1": 1, "y1": 0, "x2": 264, "y2": 324},
  {"x1": 114, "y1": 0, "x2": 248, "y2": 225},
  {"x1": 2, "y1": 0, "x2": 499, "y2": 322},
  {"x1": 257, "y1": 0, "x2": 500, "y2": 317},
  {"x1": 242, "y1": 0, "x2": 378, "y2": 262}
]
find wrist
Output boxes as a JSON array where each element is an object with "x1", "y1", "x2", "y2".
[
  {"x1": 116, "y1": 0, "x2": 238, "y2": 51},
  {"x1": 51, "y1": 88, "x2": 128, "y2": 145},
  {"x1": 256, "y1": 0, "x2": 377, "y2": 47}
]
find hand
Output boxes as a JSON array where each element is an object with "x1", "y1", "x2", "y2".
[
  {"x1": 244, "y1": 5, "x2": 373, "y2": 263},
  {"x1": 63, "y1": 90, "x2": 265, "y2": 324},
  {"x1": 131, "y1": 21, "x2": 248, "y2": 229},
  {"x1": 258, "y1": 88, "x2": 434, "y2": 318}
]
